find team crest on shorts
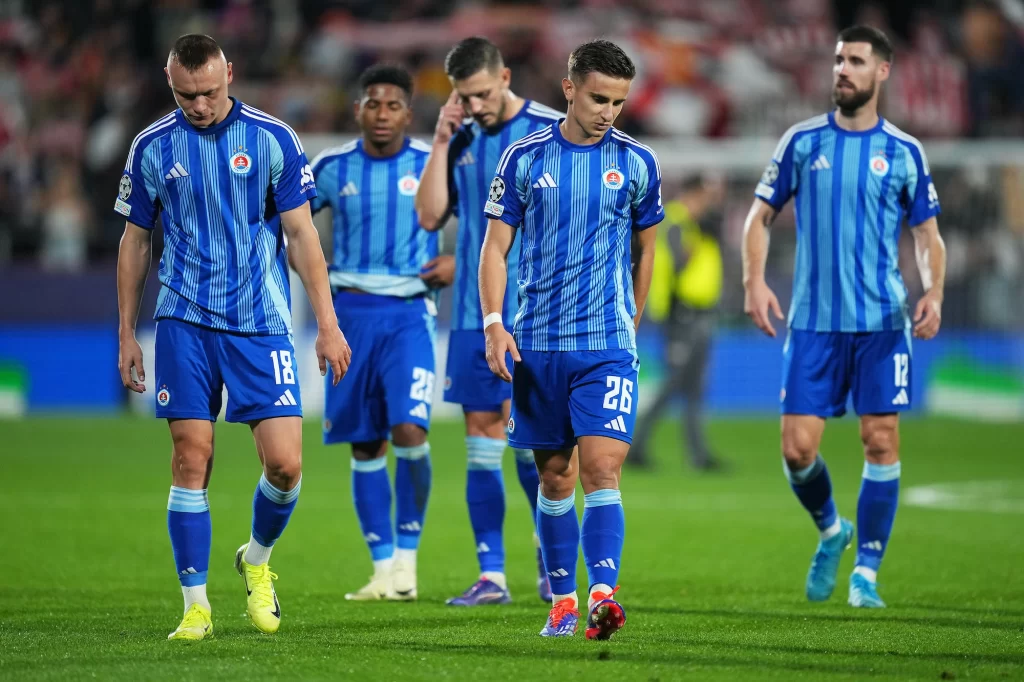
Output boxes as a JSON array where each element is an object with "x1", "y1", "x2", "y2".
[
  {"x1": 444, "y1": 376, "x2": 453, "y2": 390},
  {"x1": 323, "y1": 418, "x2": 332, "y2": 433},
  {"x1": 869, "y1": 154, "x2": 889, "y2": 177},
  {"x1": 398, "y1": 174, "x2": 419, "y2": 196},
  {"x1": 157, "y1": 386, "x2": 171, "y2": 407},
  {"x1": 602, "y1": 168, "x2": 625, "y2": 190},
  {"x1": 230, "y1": 149, "x2": 253, "y2": 175},
  {"x1": 507, "y1": 417, "x2": 515, "y2": 433}
]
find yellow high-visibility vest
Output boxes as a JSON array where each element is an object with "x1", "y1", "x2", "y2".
[{"x1": 649, "y1": 201, "x2": 723, "y2": 322}]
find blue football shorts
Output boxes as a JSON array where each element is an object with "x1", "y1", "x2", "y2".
[
  {"x1": 443, "y1": 329, "x2": 513, "y2": 414},
  {"x1": 508, "y1": 349, "x2": 640, "y2": 450},
  {"x1": 154, "y1": 318, "x2": 302, "y2": 423},
  {"x1": 781, "y1": 328, "x2": 913, "y2": 417},
  {"x1": 323, "y1": 292, "x2": 436, "y2": 444}
]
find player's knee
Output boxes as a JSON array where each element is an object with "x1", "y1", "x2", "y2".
[
  {"x1": 579, "y1": 458, "x2": 621, "y2": 493},
  {"x1": 464, "y1": 411, "x2": 505, "y2": 439},
  {"x1": 391, "y1": 423, "x2": 427, "y2": 448},
  {"x1": 263, "y1": 457, "x2": 302, "y2": 490},
  {"x1": 170, "y1": 430, "x2": 213, "y2": 480},
  {"x1": 352, "y1": 440, "x2": 387, "y2": 461},
  {"x1": 781, "y1": 428, "x2": 818, "y2": 470},
  {"x1": 537, "y1": 458, "x2": 575, "y2": 499},
  {"x1": 861, "y1": 420, "x2": 899, "y2": 465}
]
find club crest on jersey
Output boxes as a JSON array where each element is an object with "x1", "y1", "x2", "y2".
[
  {"x1": 869, "y1": 154, "x2": 890, "y2": 177},
  {"x1": 157, "y1": 386, "x2": 171, "y2": 407},
  {"x1": 398, "y1": 174, "x2": 419, "y2": 196},
  {"x1": 230, "y1": 150, "x2": 253, "y2": 175},
  {"x1": 119, "y1": 174, "x2": 132, "y2": 200},
  {"x1": 603, "y1": 168, "x2": 625, "y2": 190}
]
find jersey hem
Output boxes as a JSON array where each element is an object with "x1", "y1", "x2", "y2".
[{"x1": 153, "y1": 315, "x2": 293, "y2": 337}]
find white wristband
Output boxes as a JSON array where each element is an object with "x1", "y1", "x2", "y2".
[{"x1": 483, "y1": 312, "x2": 503, "y2": 330}]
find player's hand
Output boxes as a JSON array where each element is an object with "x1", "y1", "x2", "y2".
[
  {"x1": 118, "y1": 334, "x2": 146, "y2": 393},
  {"x1": 913, "y1": 290, "x2": 942, "y2": 340},
  {"x1": 433, "y1": 90, "x2": 463, "y2": 145},
  {"x1": 744, "y1": 279, "x2": 784, "y2": 338},
  {"x1": 316, "y1": 325, "x2": 353, "y2": 386},
  {"x1": 485, "y1": 324, "x2": 520, "y2": 383},
  {"x1": 419, "y1": 255, "x2": 455, "y2": 288}
]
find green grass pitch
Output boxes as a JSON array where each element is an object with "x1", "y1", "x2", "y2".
[{"x1": 1, "y1": 416, "x2": 1023, "y2": 680}]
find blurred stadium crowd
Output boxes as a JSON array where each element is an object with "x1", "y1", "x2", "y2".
[{"x1": 1, "y1": 0, "x2": 1022, "y2": 330}]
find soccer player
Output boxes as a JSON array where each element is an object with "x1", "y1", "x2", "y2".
[
  {"x1": 742, "y1": 26, "x2": 946, "y2": 608},
  {"x1": 115, "y1": 35, "x2": 351, "y2": 641},
  {"x1": 415, "y1": 36, "x2": 562, "y2": 606},
  {"x1": 309, "y1": 64, "x2": 451, "y2": 601},
  {"x1": 480, "y1": 40, "x2": 663, "y2": 639}
]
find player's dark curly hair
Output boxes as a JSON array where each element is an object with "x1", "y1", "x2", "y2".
[
  {"x1": 358, "y1": 63, "x2": 414, "y2": 99},
  {"x1": 837, "y1": 25, "x2": 894, "y2": 63},
  {"x1": 444, "y1": 36, "x2": 503, "y2": 81},
  {"x1": 568, "y1": 40, "x2": 636, "y2": 84},
  {"x1": 168, "y1": 34, "x2": 223, "y2": 71}
]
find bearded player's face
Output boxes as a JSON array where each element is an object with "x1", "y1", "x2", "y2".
[{"x1": 832, "y1": 41, "x2": 888, "y2": 113}]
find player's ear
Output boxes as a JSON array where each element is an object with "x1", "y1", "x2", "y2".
[
  {"x1": 226, "y1": 62, "x2": 233, "y2": 85},
  {"x1": 562, "y1": 77, "x2": 574, "y2": 104},
  {"x1": 500, "y1": 66, "x2": 511, "y2": 88},
  {"x1": 164, "y1": 66, "x2": 171, "y2": 86},
  {"x1": 353, "y1": 99, "x2": 362, "y2": 121},
  {"x1": 877, "y1": 59, "x2": 891, "y2": 83}
]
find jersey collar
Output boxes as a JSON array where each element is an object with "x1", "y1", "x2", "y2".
[
  {"x1": 827, "y1": 110, "x2": 885, "y2": 136},
  {"x1": 175, "y1": 97, "x2": 241, "y2": 135},
  {"x1": 356, "y1": 136, "x2": 411, "y2": 160},
  {"x1": 551, "y1": 117, "x2": 612, "y2": 151}
]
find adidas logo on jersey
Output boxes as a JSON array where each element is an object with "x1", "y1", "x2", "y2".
[
  {"x1": 593, "y1": 558, "x2": 617, "y2": 569},
  {"x1": 164, "y1": 162, "x2": 189, "y2": 179},
  {"x1": 456, "y1": 151, "x2": 475, "y2": 167},
  {"x1": 810, "y1": 154, "x2": 831, "y2": 171},
  {"x1": 339, "y1": 182, "x2": 358, "y2": 196},
  {"x1": 532, "y1": 172, "x2": 558, "y2": 188},
  {"x1": 892, "y1": 388, "x2": 909, "y2": 406},
  {"x1": 274, "y1": 389, "x2": 298, "y2": 406},
  {"x1": 861, "y1": 541, "x2": 883, "y2": 551},
  {"x1": 604, "y1": 415, "x2": 627, "y2": 432},
  {"x1": 409, "y1": 402, "x2": 428, "y2": 419}
]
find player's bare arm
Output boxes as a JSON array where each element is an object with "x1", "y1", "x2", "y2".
[
  {"x1": 414, "y1": 90, "x2": 462, "y2": 231},
  {"x1": 280, "y1": 203, "x2": 352, "y2": 384},
  {"x1": 630, "y1": 226, "x2": 657, "y2": 331},
  {"x1": 910, "y1": 216, "x2": 946, "y2": 340},
  {"x1": 479, "y1": 218, "x2": 520, "y2": 382},
  {"x1": 116, "y1": 221, "x2": 153, "y2": 393},
  {"x1": 742, "y1": 198, "x2": 785, "y2": 337}
]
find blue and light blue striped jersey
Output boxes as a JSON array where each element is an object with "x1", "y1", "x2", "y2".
[
  {"x1": 115, "y1": 98, "x2": 316, "y2": 335},
  {"x1": 447, "y1": 100, "x2": 562, "y2": 330},
  {"x1": 309, "y1": 137, "x2": 436, "y2": 298},
  {"x1": 755, "y1": 112, "x2": 941, "y2": 332},
  {"x1": 484, "y1": 122, "x2": 664, "y2": 352}
]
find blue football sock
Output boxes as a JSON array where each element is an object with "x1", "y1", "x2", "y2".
[
  {"x1": 394, "y1": 443, "x2": 432, "y2": 551},
  {"x1": 513, "y1": 448, "x2": 540, "y2": 525},
  {"x1": 167, "y1": 487, "x2": 211, "y2": 588},
  {"x1": 537, "y1": 491, "x2": 579, "y2": 597},
  {"x1": 856, "y1": 461, "x2": 901, "y2": 575},
  {"x1": 351, "y1": 458, "x2": 394, "y2": 562},
  {"x1": 785, "y1": 455, "x2": 839, "y2": 534},
  {"x1": 582, "y1": 489, "x2": 625, "y2": 591},
  {"x1": 466, "y1": 436, "x2": 506, "y2": 573},
  {"x1": 250, "y1": 473, "x2": 301, "y2": 547}
]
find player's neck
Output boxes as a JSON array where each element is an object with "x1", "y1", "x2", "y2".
[
  {"x1": 833, "y1": 103, "x2": 880, "y2": 132},
  {"x1": 499, "y1": 92, "x2": 525, "y2": 125},
  {"x1": 559, "y1": 116, "x2": 602, "y2": 146},
  {"x1": 362, "y1": 135, "x2": 406, "y2": 158}
]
